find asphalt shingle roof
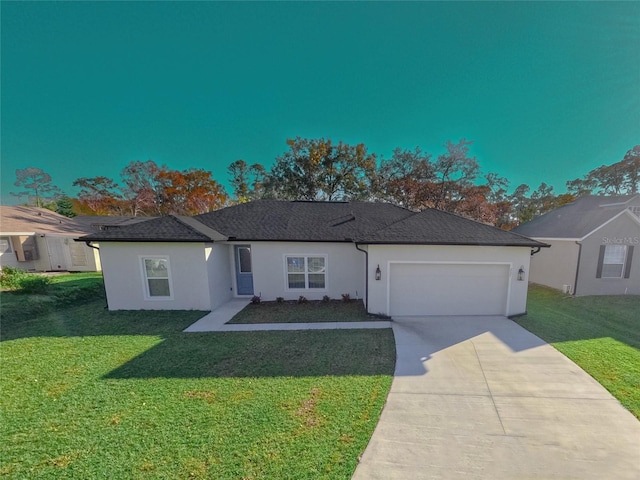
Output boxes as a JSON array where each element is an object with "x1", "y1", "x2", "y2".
[
  {"x1": 512, "y1": 195, "x2": 640, "y2": 239},
  {"x1": 80, "y1": 200, "x2": 544, "y2": 247},
  {"x1": 1, "y1": 206, "x2": 91, "y2": 235},
  {"x1": 80, "y1": 215, "x2": 226, "y2": 242}
]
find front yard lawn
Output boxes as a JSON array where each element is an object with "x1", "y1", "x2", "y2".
[
  {"x1": 228, "y1": 299, "x2": 386, "y2": 324},
  {"x1": 0, "y1": 286, "x2": 395, "y2": 479},
  {"x1": 515, "y1": 284, "x2": 640, "y2": 419}
]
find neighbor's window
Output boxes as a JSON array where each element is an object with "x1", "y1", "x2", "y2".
[
  {"x1": 142, "y1": 257, "x2": 172, "y2": 298},
  {"x1": 601, "y1": 245, "x2": 626, "y2": 278},
  {"x1": 0, "y1": 237, "x2": 12, "y2": 254},
  {"x1": 286, "y1": 255, "x2": 326, "y2": 289}
]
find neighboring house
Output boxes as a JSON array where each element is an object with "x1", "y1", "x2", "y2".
[
  {"x1": 512, "y1": 195, "x2": 640, "y2": 296},
  {"x1": 80, "y1": 200, "x2": 545, "y2": 317},
  {"x1": 0, "y1": 206, "x2": 102, "y2": 272}
]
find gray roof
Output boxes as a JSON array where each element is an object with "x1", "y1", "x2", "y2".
[
  {"x1": 73, "y1": 215, "x2": 154, "y2": 230},
  {"x1": 81, "y1": 200, "x2": 544, "y2": 247},
  {"x1": 512, "y1": 195, "x2": 640, "y2": 239},
  {"x1": 80, "y1": 215, "x2": 226, "y2": 242}
]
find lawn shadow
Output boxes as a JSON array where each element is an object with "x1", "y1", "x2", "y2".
[{"x1": 105, "y1": 329, "x2": 396, "y2": 379}]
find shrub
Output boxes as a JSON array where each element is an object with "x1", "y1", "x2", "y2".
[
  {"x1": 298, "y1": 296, "x2": 308, "y2": 304},
  {"x1": 0, "y1": 267, "x2": 51, "y2": 293},
  {"x1": 0, "y1": 266, "x2": 30, "y2": 290},
  {"x1": 276, "y1": 297, "x2": 284, "y2": 303},
  {"x1": 18, "y1": 275, "x2": 52, "y2": 294},
  {"x1": 251, "y1": 295, "x2": 261, "y2": 305},
  {"x1": 341, "y1": 293, "x2": 351, "y2": 302},
  {"x1": 322, "y1": 295, "x2": 331, "y2": 303}
]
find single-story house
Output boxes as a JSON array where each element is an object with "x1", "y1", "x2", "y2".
[
  {"x1": 0, "y1": 206, "x2": 102, "y2": 272},
  {"x1": 512, "y1": 195, "x2": 640, "y2": 296},
  {"x1": 80, "y1": 200, "x2": 545, "y2": 317}
]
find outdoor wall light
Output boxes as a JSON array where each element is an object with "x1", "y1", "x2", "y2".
[
  {"x1": 517, "y1": 266, "x2": 525, "y2": 281},
  {"x1": 375, "y1": 265, "x2": 382, "y2": 281}
]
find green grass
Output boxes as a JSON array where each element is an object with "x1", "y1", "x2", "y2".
[
  {"x1": 514, "y1": 284, "x2": 640, "y2": 418},
  {"x1": 228, "y1": 299, "x2": 386, "y2": 324},
  {"x1": 0, "y1": 282, "x2": 395, "y2": 479}
]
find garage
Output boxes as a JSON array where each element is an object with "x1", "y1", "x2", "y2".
[{"x1": 388, "y1": 262, "x2": 510, "y2": 316}]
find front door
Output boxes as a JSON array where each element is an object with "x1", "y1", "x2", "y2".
[{"x1": 235, "y1": 245, "x2": 254, "y2": 295}]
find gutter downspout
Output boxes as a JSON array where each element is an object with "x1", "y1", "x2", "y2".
[
  {"x1": 573, "y1": 241, "x2": 582, "y2": 296},
  {"x1": 354, "y1": 242, "x2": 369, "y2": 311},
  {"x1": 85, "y1": 241, "x2": 109, "y2": 309}
]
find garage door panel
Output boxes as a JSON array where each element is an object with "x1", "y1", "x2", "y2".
[{"x1": 389, "y1": 264, "x2": 509, "y2": 316}]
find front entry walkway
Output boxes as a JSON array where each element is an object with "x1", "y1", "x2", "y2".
[
  {"x1": 353, "y1": 315, "x2": 640, "y2": 480},
  {"x1": 183, "y1": 299, "x2": 391, "y2": 332}
]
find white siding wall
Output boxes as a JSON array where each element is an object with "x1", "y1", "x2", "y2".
[
  {"x1": 247, "y1": 242, "x2": 365, "y2": 302},
  {"x1": 367, "y1": 245, "x2": 532, "y2": 317},
  {"x1": 206, "y1": 243, "x2": 233, "y2": 310},
  {"x1": 99, "y1": 242, "x2": 210, "y2": 310}
]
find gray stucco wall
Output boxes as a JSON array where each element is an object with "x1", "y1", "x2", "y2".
[
  {"x1": 528, "y1": 240, "x2": 580, "y2": 293},
  {"x1": 576, "y1": 213, "x2": 640, "y2": 296}
]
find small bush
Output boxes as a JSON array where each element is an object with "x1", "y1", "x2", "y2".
[
  {"x1": 18, "y1": 275, "x2": 52, "y2": 294},
  {"x1": 341, "y1": 293, "x2": 351, "y2": 302},
  {"x1": 298, "y1": 296, "x2": 308, "y2": 304},
  {"x1": 322, "y1": 295, "x2": 331, "y2": 303},
  {"x1": 251, "y1": 295, "x2": 261, "y2": 305},
  {"x1": 0, "y1": 266, "x2": 30, "y2": 290},
  {"x1": 0, "y1": 267, "x2": 51, "y2": 293},
  {"x1": 276, "y1": 297, "x2": 284, "y2": 303}
]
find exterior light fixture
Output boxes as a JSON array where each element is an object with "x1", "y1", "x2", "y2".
[
  {"x1": 375, "y1": 265, "x2": 382, "y2": 281},
  {"x1": 517, "y1": 266, "x2": 525, "y2": 281}
]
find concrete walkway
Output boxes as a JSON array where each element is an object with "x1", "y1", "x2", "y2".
[
  {"x1": 183, "y1": 299, "x2": 391, "y2": 332},
  {"x1": 353, "y1": 316, "x2": 640, "y2": 480}
]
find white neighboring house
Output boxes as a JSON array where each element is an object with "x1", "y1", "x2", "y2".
[
  {"x1": 512, "y1": 195, "x2": 640, "y2": 296},
  {"x1": 80, "y1": 200, "x2": 546, "y2": 317},
  {"x1": 0, "y1": 206, "x2": 102, "y2": 272}
]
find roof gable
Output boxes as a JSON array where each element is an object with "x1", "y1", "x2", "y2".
[{"x1": 512, "y1": 195, "x2": 640, "y2": 239}]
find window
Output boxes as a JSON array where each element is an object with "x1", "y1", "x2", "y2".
[
  {"x1": 141, "y1": 257, "x2": 172, "y2": 298},
  {"x1": 0, "y1": 237, "x2": 12, "y2": 254},
  {"x1": 286, "y1": 255, "x2": 326, "y2": 290},
  {"x1": 597, "y1": 244, "x2": 634, "y2": 279},
  {"x1": 237, "y1": 246, "x2": 252, "y2": 273}
]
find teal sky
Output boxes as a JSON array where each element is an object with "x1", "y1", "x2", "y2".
[{"x1": 1, "y1": 1, "x2": 639, "y2": 204}]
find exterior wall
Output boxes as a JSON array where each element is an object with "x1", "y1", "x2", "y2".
[
  {"x1": 576, "y1": 213, "x2": 640, "y2": 296},
  {"x1": 366, "y1": 245, "x2": 532, "y2": 317},
  {"x1": 528, "y1": 239, "x2": 580, "y2": 293},
  {"x1": 0, "y1": 234, "x2": 101, "y2": 272},
  {"x1": 246, "y1": 241, "x2": 366, "y2": 302},
  {"x1": 99, "y1": 242, "x2": 210, "y2": 310},
  {"x1": 206, "y1": 243, "x2": 233, "y2": 310}
]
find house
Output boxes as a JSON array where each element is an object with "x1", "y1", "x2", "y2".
[
  {"x1": 0, "y1": 206, "x2": 102, "y2": 272},
  {"x1": 79, "y1": 200, "x2": 545, "y2": 317},
  {"x1": 512, "y1": 195, "x2": 640, "y2": 296}
]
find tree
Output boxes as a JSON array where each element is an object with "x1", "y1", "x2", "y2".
[
  {"x1": 228, "y1": 160, "x2": 267, "y2": 202},
  {"x1": 264, "y1": 137, "x2": 377, "y2": 201},
  {"x1": 55, "y1": 197, "x2": 76, "y2": 217},
  {"x1": 72, "y1": 176, "x2": 123, "y2": 214},
  {"x1": 566, "y1": 145, "x2": 640, "y2": 196},
  {"x1": 157, "y1": 167, "x2": 227, "y2": 215},
  {"x1": 12, "y1": 167, "x2": 63, "y2": 207}
]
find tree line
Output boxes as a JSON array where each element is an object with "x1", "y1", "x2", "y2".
[{"x1": 11, "y1": 139, "x2": 639, "y2": 229}]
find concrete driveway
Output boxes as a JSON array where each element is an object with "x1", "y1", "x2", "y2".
[{"x1": 353, "y1": 316, "x2": 640, "y2": 480}]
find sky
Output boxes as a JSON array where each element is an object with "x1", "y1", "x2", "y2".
[{"x1": 1, "y1": 1, "x2": 639, "y2": 205}]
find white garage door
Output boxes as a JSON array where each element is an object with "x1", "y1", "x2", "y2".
[{"x1": 389, "y1": 263, "x2": 510, "y2": 316}]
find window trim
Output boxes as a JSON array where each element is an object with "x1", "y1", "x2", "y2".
[
  {"x1": 283, "y1": 254, "x2": 328, "y2": 291},
  {"x1": 139, "y1": 255, "x2": 174, "y2": 300},
  {"x1": 597, "y1": 244, "x2": 630, "y2": 279},
  {"x1": 0, "y1": 236, "x2": 13, "y2": 255}
]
